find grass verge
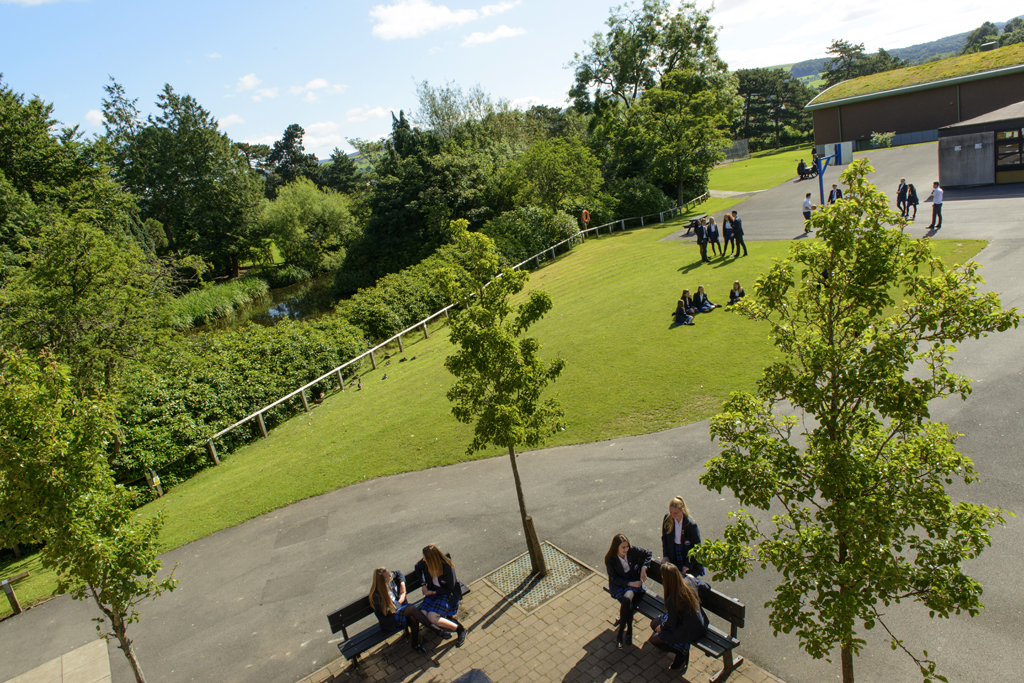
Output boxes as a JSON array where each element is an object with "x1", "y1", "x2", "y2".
[{"x1": 709, "y1": 147, "x2": 809, "y2": 193}]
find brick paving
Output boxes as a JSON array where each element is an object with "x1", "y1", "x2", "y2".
[{"x1": 300, "y1": 564, "x2": 786, "y2": 683}]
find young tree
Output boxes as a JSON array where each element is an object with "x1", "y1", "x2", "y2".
[
  {"x1": 501, "y1": 137, "x2": 603, "y2": 213},
  {"x1": 321, "y1": 148, "x2": 361, "y2": 194},
  {"x1": 442, "y1": 225, "x2": 566, "y2": 576},
  {"x1": 693, "y1": 159, "x2": 1018, "y2": 683},
  {"x1": 0, "y1": 350, "x2": 177, "y2": 683}
]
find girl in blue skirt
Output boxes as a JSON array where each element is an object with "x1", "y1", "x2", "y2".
[
  {"x1": 605, "y1": 533, "x2": 651, "y2": 648},
  {"x1": 368, "y1": 567, "x2": 436, "y2": 654},
  {"x1": 415, "y1": 544, "x2": 467, "y2": 646},
  {"x1": 648, "y1": 563, "x2": 710, "y2": 673}
]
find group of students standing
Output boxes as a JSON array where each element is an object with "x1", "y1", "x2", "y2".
[
  {"x1": 693, "y1": 211, "x2": 748, "y2": 263},
  {"x1": 605, "y1": 496, "x2": 708, "y2": 674},
  {"x1": 367, "y1": 544, "x2": 468, "y2": 655},
  {"x1": 673, "y1": 281, "x2": 744, "y2": 326}
]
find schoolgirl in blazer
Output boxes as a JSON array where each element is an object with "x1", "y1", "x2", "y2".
[
  {"x1": 660, "y1": 496, "x2": 704, "y2": 577},
  {"x1": 605, "y1": 533, "x2": 652, "y2": 648}
]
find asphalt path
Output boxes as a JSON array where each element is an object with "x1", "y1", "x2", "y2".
[{"x1": 2, "y1": 143, "x2": 1022, "y2": 683}]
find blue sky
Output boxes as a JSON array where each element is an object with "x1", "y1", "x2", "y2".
[{"x1": 1, "y1": 0, "x2": 1019, "y2": 158}]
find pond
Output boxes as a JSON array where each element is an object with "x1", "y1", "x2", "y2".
[{"x1": 192, "y1": 275, "x2": 338, "y2": 333}]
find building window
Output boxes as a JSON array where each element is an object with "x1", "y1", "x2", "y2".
[{"x1": 996, "y1": 129, "x2": 1023, "y2": 170}]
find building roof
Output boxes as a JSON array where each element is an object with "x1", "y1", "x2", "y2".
[
  {"x1": 806, "y1": 43, "x2": 1024, "y2": 110},
  {"x1": 941, "y1": 100, "x2": 1024, "y2": 128}
]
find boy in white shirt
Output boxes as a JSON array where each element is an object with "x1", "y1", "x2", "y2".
[{"x1": 925, "y1": 182, "x2": 943, "y2": 229}]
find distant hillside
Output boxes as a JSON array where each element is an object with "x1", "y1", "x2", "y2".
[{"x1": 768, "y1": 17, "x2": 1020, "y2": 85}]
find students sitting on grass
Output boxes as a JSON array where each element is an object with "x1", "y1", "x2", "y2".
[
  {"x1": 673, "y1": 289, "x2": 697, "y2": 326},
  {"x1": 693, "y1": 285, "x2": 719, "y2": 313},
  {"x1": 728, "y1": 281, "x2": 745, "y2": 305}
]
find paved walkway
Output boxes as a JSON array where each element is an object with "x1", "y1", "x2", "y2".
[
  {"x1": 3, "y1": 641, "x2": 109, "y2": 683},
  {"x1": 298, "y1": 568, "x2": 784, "y2": 683},
  {"x1": 1, "y1": 143, "x2": 1022, "y2": 683}
]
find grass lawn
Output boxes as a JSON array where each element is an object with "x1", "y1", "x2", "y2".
[
  {"x1": 710, "y1": 147, "x2": 810, "y2": 193},
  {"x1": 0, "y1": 213, "x2": 987, "y2": 616}
]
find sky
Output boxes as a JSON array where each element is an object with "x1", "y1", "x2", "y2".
[{"x1": 1, "y1": 0, "x2": 1020, "y2": 158}]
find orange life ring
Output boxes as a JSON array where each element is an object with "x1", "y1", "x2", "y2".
[{"x1": 582, "y1": 210, "x2": 590, "y2": 223}]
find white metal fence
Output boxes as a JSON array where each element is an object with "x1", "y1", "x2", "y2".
[{"x1": 201, "y1": 192, "x2": 711, "y2": 468}]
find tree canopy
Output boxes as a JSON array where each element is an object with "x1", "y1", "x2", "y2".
[
  {"x1": 822, "y1": 40, "x2": 909, "y2": 88},
  {"x1": 734, "y1": 68, "x2": 815, "y2": 150},
  {"x1": 693, "y1": 159, "x2": 1019, "y2": 683}
]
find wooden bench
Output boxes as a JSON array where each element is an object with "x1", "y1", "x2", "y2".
[
  {"x1": 604, "y1": 561, "x2": 745, "y2": 683},
  {"x1": 683, "y1": 214, "x2": 707, "y2": 235},
  {"x1": 327, "y1": 561, "x2": 471, "y2": 662}
]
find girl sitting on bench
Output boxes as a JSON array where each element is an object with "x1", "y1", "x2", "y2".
[
  {"x1": 416, "y1": 544, "x2": 468, "y2": 646},
  {"x1": 606, "y1": 533, "x2": 652, "y2": 649},
  {"x1": 368, "y1": 567, "x2": 438, "y2": 655},
  {"x1": 693, "y1": 285, "x2": 719, "y2": 313},
  {"x1": 648, "y1": 563, "x2": 710, "y2": 673}
]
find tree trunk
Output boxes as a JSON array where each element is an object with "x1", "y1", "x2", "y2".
[
  {"x1": 230, "y1": 255, "x2": 240, "y2": 279},
  {"x1": 11, "y1": 543, "x2": 20, "y2": 559},
  {"x1": 841, "y1": 643, "x2": 854, "y2": 683},
  {"x1": 508, "y1": 445, "x2": 547, "y2": 577},
  {"x1": 92, "y1": 588, "x2": 148, "y2": 683}
]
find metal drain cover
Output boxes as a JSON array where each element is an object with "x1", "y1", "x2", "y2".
[{"x1": 483, "y1": 542, "x2": 593, "y2": 613}]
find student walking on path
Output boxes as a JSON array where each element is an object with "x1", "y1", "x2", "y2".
[
  {"x1": 925, "y1": 181, "x2": 943, "y2": 229},
  {"x1": 802, "y1": 193, "x2": 816, "y2": 233},
  {"x1": 906, "y1": 183, "x2": 919, "y2": 220}
]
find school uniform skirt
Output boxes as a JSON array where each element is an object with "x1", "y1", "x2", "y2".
[{"x1": 421, "y1": 593, "x2": 459, "y2": 618}]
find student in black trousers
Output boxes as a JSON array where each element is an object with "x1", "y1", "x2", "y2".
[
  {"x1": 896, "y1": 179, "x2": 908, "y2": 217},
  {"x1": 368, "y1": 567, "x2": 440, "y2": 655},
  {"x1": 906, "y1": 183, "x2": 919, "y2": 220},
  {"x1": 660, "y1": 496, "x2": 704, "y2": 577},
  {"x1": 648, "y1": 563, "x2": 710, "y2": 673},
  {"x1": 693, "y1": 219, "x2": 709, "y2": 263},
  {"x1": 415, "y1": 544, "x2": 468, "y2": 646},
  {"x1": 730, "y1": 211, "x2": 747, "y2": 257},
  {"x1": 605, "y1": 533, "x2": 651, "y2": 648}
]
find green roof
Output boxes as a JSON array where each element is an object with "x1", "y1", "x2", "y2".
[{"x1": 807, "y1": 43, "x2": 1024, "y2": 108}]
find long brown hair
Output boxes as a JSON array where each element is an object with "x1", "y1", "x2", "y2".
[
  {"x1": 663, "y1": 496, "x2": 692, "y2": 535},
  {"x1": 368, "y1": 567, "x2": 395, "y2": 616},
  {"x1": 604, "y1": 533, "x2": 630, "y2": 566},
  {"x1": 662, "y1": 563, "x2": 699, "y2": 614},
  {"x1": 422, "y1": 544, "x2": 454, "y2": 578}
]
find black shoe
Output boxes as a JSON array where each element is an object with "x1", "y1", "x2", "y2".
[
  {"x1": 434, "y1": 627, "x2": 452, "y2": 640},
  {"x1": 455, "y1": 626, "x2": 467, "y2": 647},
  {"x1": 670, "y1": 651, "x2": 690, "y2": 671},
  {"x1": 412, "y1": 643, "x2": 427, "y2": 655},
  {"x1": 616, "y1": 631, "x2": 624, "y2": 649}
]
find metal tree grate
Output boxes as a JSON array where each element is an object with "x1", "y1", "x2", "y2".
[{"x1": 483, "y1": 542, "x2": 593, "y2": 613}]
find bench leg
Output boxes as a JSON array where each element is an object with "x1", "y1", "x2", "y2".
[{"x1": 709, "y1": 648, "x2": 742, "y2": 683}]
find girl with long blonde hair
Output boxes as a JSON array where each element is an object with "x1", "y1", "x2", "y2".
[
  {"x1": 367, "y1": 567, "x2": 435, "y2": 655},
  {"x1": 660, "y1": 496, "x2": 704, "y2": 576},
  {"x1": 415, "y1": 544, "x2": 467, "y2": 646}
]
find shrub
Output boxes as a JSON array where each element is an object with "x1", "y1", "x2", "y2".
[
  {"x1": 257, "y1": 264, "x2": 312, "y2": 289},
  {"x1": 115, "y1": 316, "x2": 367, "y2": 488},
  {"x1": 606, "y1": 178, "x2": 675, "y2": 220},
  {"x1": 871, "y1": 131, "x2": 896, "y2": 148},
  {"x1": 164, "y1": 276, "x2": 270, "y2": 330},
  {"x1": 482, "y1": 206, "x2": 581, "y2": 267}
]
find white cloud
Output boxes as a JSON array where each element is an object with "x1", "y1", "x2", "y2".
[
  {"x1": 236, "y1": 73, "x2": 262, "y2": 92},
  {"x1": 84, "y1": 109, "x2": 103, "y2": 126},
  {"x1": 207, "y1": 52, "x2": 223, "y2": 59},
  {"x1": 252, "y1": 88, "x2": 278, "y2": 102},
  {"x1": 1, "y1": 0, "x2": 61, "y2": 5},
  {"x1": 370, "y1": 0, "x2": 520, "y2": 40},
  {"x1": 290, "y1": 79, "x2": 347, "y2": 103},
  {"x1": 461, "y1": 24, "x2": 524, "y2": 46},
  {"x1": 306, "y1": 121, "x2": 341, "y2": 136},
  {"x1": 220, "y1": 114, "x2": 245, "y2": 127},
  {"x1": 242, "y1": 134, "x2": 278, "y2": 147},
  {"x1": 346, "y1": 106, "x2": 391, "y2": 123},
  {"x1": 305, "y1": 133, "x2": 347, "y2": 154}
]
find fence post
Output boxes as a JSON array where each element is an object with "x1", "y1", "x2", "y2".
[
  {"x1": 337, "y1": 369, "x2": 345, "y2": 390},
  {"x1": 257, "y1": 412, "x2": 268, "y2": 438},
  {"x1": 443, "y1": 309, "x2": 449, "y2": 319},
  {"x1": 535, "y1": 255, "x2": 540, "y2": 267},
  {"x1": 422, "y1": 322, "x2": 429, "y2": 339},
  {"x1": 620, "y1": 219, "x2": 625, "y2": 232},
  {"x1": 370, "y1": 350, "x2": 377, "y2": 369},
  {"x1": 641, "y1": 216, "x2": 645, "y2": 227},
  {"x1": 206, "y1": 440, "x2": 220, "y2": 465},
  {"x1": 2, "y1": 577, "x2": 24, "y2": 615},
  {"x1": 659, "y1": 212, "x2": 664, "y2": 223},
  {"x1": 397, "y1": 334, "x2": 404, "y2": 352},
  {"x1": 299, "y1": 389, "x2": 309, "y2": 412}
]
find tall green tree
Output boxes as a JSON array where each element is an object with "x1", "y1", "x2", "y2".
[
  {"x1": 734, "y1": 68, "x2": 815, "y2": 150},
  {"x1": 499, "y1": 137, "x2": 603, "y2": 213},
  {"x1": 693, "y1": 160, "x2": 1019, "y2": 683},
  {"x1": 569, "y1": 0, "x2": 727, "y2": 112},
  {"x1": 413, "y1": 80, "x2": 501, "y2": 138},
  {"x1": 264, "y1": 124, "x2": 322, "y2": 198},
  {"x1": 260, "y1": 178, "x2": 360, "y2": 273},
  {"x1": 961, "y1": 21, "x2": 1000, "y2": 54},
  {"x1": 0, "y1": 350, "x2": 177, "y2": 683},
  {"x1": 822, "y1": 41, "x2": 908, "y2": 88},
  {"x1": 102, "y1": 82, "x2": 264, "y2": 277},
  {"x1": 321, "y1": 148, "x2": 361, "y2": 194},
  {"x1": 442, "y1": 224, "x2": 566, "y2": 576}
]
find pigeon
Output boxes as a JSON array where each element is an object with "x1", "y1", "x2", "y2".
[
  {"x1": 384, "y1": 359, "x2": 391, "y2": 366},
  {"x1": 381, "y1": 374, "x2": 388, "y2": 380}
]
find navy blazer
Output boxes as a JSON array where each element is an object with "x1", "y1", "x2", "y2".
[
  {"x1": 415, "y1": 560, "x2": 461, "y2": 600},
  {"x1": 694, "y1": 223, "x2": 707, "y2": 240},
  {"x1": 729, "y1": 288, "x2": 745, "y2": 304},
  {"x1": 606, "y1": 545, "x2": 652, "y2": 592},
  {"x1": 679, "y1": 295, "x2": 696, "y2": 313},
  {"x1": 731, "y1": 218, "x2": 744, "y2": 237},
  {"x1": 371, "y1": 569, "x2": 407, "y2": 632},
  {"x1": 661, "y1": 515, "x2": 703, "y2": 575},
  {"x1": 693, "y1": 292, "x2": 714, "y2": 309},
  {"x1": 658, "y1": 576, "x2": 710, "y2": 646},
  {"x1": 897, "y1": 183, "x2": 908, "y2": 201}
]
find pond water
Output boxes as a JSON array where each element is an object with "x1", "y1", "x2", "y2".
[{"x1": 192, "y1": 275, "x2": 338, "y2": 333}]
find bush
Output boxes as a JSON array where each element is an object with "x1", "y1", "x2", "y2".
[
  {"x1": 606, "y1": 178, "x2": 675, "y2": 220},
  {"x1": 115, "y1": 316, "x2": 367, "y2": 488},
  {"x1": 164, "y1": 276, "x2": 270, "y2": 330},
  {"x1": 871, "y1": 131, "x2": 895, "y2": 148},
  {"x1": 481, "y1": 206, "x2": 581, "y2": 267},
  {"x1": 257, "y1": 264, "x2": 312, "y2": 289}
]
